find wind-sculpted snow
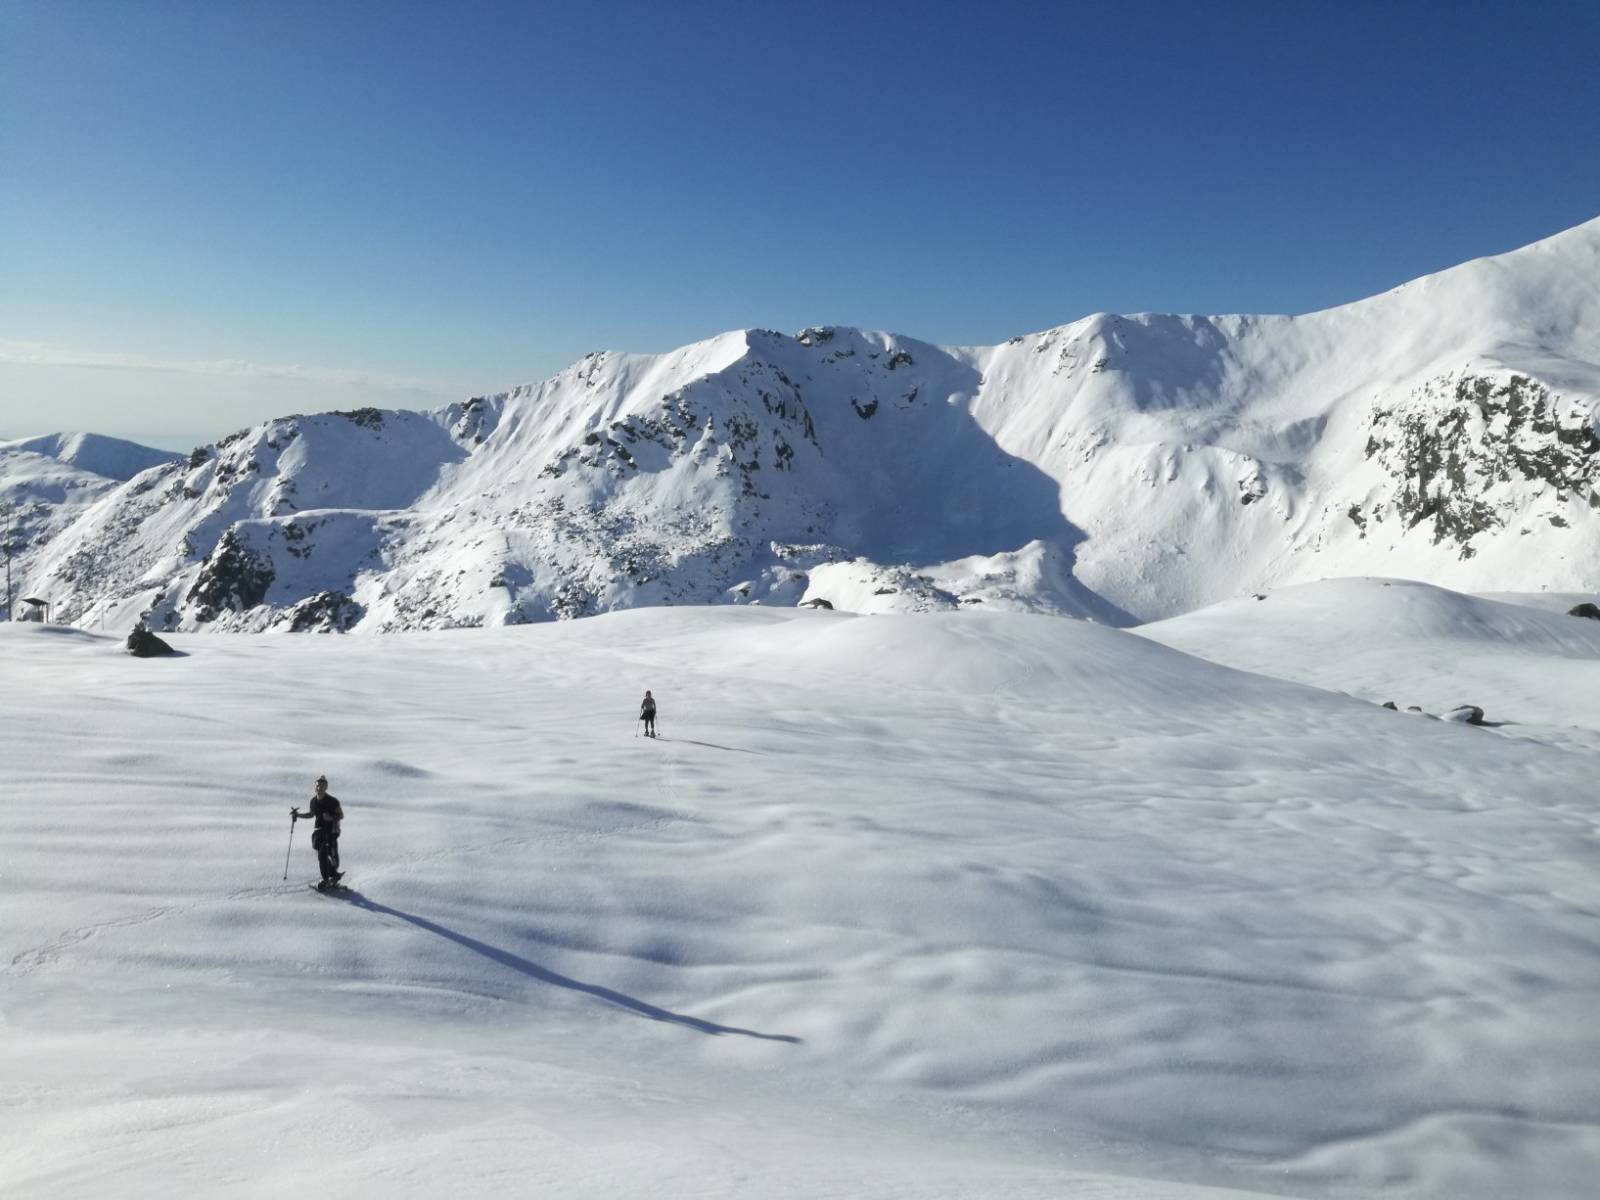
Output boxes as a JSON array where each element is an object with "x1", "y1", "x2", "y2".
[
  {"x1": 5, "y1": 218, "x2": 1600, "y2": 632},
  {"x1": 2, "y1": 605, "x2": 1597, "y2": 1197}
]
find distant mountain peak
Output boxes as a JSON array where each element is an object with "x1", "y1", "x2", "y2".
[{"x1": 0, "y1": 432, "x2": 179, "y2": 482}]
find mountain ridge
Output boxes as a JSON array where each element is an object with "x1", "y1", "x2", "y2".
[
  {"x1": 0, "y1": 431, "x2": 178, "y2": 482},
  {"x1": 4, "y1": 217, "x2": 1597, "y2": 632}
]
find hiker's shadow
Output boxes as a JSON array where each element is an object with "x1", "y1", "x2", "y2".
[
  {"x1": 659, "y1": 737, "x2": 762, "y2": 755},
  {"x1": 345, "y1": 893, "x2": 801, "y2": 1045}
]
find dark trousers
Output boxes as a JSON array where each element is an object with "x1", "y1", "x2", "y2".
[
  {"x1": 643, "y1": 714, "x2": 656, "y2": 737},
  {"x1": 312, "y1": 828, "x2": 341, "y2": 881}
]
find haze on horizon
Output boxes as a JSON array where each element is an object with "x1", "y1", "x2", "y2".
[{"x1": 3, "y1": 0, "x2": 1598, "y2": 450}]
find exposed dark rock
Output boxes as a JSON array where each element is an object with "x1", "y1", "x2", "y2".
[
  {"x1": 1364, "y1": 373, "x2": 1599, "y2": 557},
  {"x1": 187, "y1": 529, "x2": 275, "y2": 622},
  {"x1": 335, "y1": 407, "x2": 385, "y2": 430},
  {"x1": 1381, "y1": 701, "x2": 1398, "y2": 710},
  {"x1": 126, "y1": 624, "x2": 176, "y2": 657},
  {"x1": 801, "y1": 597, "x2": 833, "y2": 610},
  {"x1": 284, "y1": 590, "x2": 364, "y2": 633},
  {"x1": 1447, "y1": 704, "x2": 1486, "y2": 725},
  {"x1": 1568, "y1": 602, "x2": 1600, "y2": 620}
]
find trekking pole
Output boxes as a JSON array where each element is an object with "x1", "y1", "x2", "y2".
[{"x1": 283, "y1": 813, "x2": 297, "y2": 880}]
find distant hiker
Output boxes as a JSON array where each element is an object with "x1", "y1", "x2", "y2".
[
  {"x1": 640, "y1": 690, "x2": 657, "y2": 738},
  {"x1": 292, "y1": 775, "x2": 345, "y2": 889}
]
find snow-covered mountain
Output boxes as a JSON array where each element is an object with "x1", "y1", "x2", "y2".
[
  {"x1": 7, "y1": 218, "x2": 1598, "y2": 632},
  {"x1": 0, "y1": 431, "x2": 180, "y2": 482},
  {"x1": 0, "y1": 434, "x2": 180, "y2": 598}
]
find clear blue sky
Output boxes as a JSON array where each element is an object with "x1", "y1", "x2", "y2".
[{"x1": 3, "y1": 0, "x2": 1598, "y2": 446}]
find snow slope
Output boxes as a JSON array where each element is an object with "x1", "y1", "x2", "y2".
[
  {"x1": 5, "y1": 218, "x2": 1598, "y2": 632},
  {"x1": 3, "y1": 606, "x2": 1597, "y2": 1197},
  {"x1": 0, "y1": 431, "x2": 177, "y2": 482},
  {"x1": 1139, "y1": 578, "x2": 1600, "y2": 754},
  {"x1": 0, "y1": 436, "x2": 179, "y2": 609},
  {"x1": 0, "y1": 455, "x2": 122, "y2": 586}
]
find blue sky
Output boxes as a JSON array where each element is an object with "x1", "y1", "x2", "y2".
[{"x1": 3, "y1": 0, "x2": 1598, "y2": 446}]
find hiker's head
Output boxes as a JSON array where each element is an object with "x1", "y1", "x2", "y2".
[{"x1": 314, "y1": 775, "x2": 328, "y2": 795}]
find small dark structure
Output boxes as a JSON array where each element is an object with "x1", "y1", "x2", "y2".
[{"x1": 18, "y1": 596, "x2": 49, "y2": 623}]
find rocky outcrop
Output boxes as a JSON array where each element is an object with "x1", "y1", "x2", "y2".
[
  {"x1": 187, "y1": 530, "x2": 275, "y2": 623},
  {"x1": 1362, "y1": 373, "x2": 1599, "y2": 558},
  {"x1": 126, "y1": 624, "x2": 176, "y2": 657},
  {"x1": 283, "y1": 590, "x2": 364, "y2": 633}
]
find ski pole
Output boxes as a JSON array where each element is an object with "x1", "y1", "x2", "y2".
[{"x1": 283, "y1": 813, "x2": 297, "y2": 880}]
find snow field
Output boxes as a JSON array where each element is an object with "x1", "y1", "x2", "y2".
[
  {"x1": 3, "y1": 598, "x2": 1599, "y2": 1197},
  {"x1": 1140, "y1": 578, "x2": 1600, "y2": 753}
]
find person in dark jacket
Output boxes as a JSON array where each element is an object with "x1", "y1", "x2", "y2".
[
  {"x1": 292, "y1": 775, "x2": 345, "y2": 888},
  {"x1": 640, "y1": 690, "x2": 657, "y2": 738}
]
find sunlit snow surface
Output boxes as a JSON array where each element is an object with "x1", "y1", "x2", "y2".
[{"x1": 3, "y1": 590, "x2": 1598, "y2": 1197}]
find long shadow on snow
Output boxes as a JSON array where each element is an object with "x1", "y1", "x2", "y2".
[
  {"x1": 654, "y1": 737, "x2": 763, "y2": 755},
  {"x1": 343, "y1": 892, "x2": 801, "y2": 1044}
]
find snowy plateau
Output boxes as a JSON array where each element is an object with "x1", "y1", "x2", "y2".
[{"x1": 2, "y1": 219, "x2": 1599, "y2": 1199}]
